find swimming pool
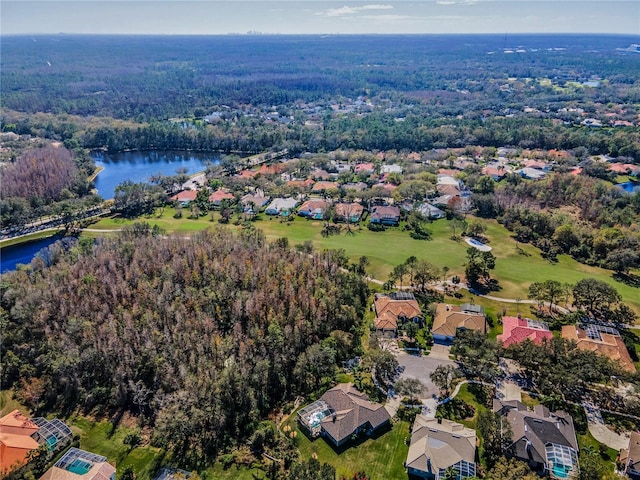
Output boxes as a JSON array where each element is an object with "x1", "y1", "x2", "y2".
[{"x1": 66, "y1": 459, "x2": 92, "y2": 475}]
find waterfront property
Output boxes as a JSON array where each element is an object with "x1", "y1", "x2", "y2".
[
  {"x1": 405, "y1": 416, "x2": 477, "y2": 480},
  {"x1": 170, "y1": 190, "x2": 197, "y2": 206},
  {"x1": 298, "y1": 384, "x2": 390, "y2": 448},
  {"x1": 208, "y1": 189, "x2": 235, "y2": 207}
]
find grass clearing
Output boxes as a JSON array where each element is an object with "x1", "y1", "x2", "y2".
[
  {"x1": 60, "y1": 415, "x2": 165, "y2": 480},
  {"x1": 285, "y1": 417, "x2": 410, "y2": 480},
  {"x1": 87, "y1": 210, "x2": 639, "y2": 313}
]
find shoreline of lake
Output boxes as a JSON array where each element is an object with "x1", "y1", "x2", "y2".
[{"x1": 92, "y1": 149, "x2": 220, "y2": 200}]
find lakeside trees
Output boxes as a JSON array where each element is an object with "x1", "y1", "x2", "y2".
[
  {"x1": 0, "y1": 146, "x2": 100, "y2": 228},
  {"x1": 0, "y1": 225, "x2": 369, "y2": 466}
]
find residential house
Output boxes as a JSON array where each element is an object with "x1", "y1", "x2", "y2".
[
  {"x1": 619, "y1": 431, "x2": 640, "y2": 479},
  {"x1": 169, "y1": 190, "x2": 197, "y2": 206},
  {"x1": 208, "y1": 189, "x2": 234, "y2": 208},
  {"x1": 312, "y1": 181, "x2": 339, "y2": 193},
  {"x1": 370, "y1": 206, "x2": 401, "y2": 226},
  {"x1": 297, "y1": 384, "x2": 390, "y2": 447},
  {"x1": 330, "y1": 160, "x2": 352, "y2": 173},
  {"x1": 39, "y1": 448, "x2": 116, "y2": 480},
  {"x1": 334, "y1": 203, "x2": 364, "y2": 223},
  {"x1": 265, "y1": 198, "x2": 299, "y2": 216},
  {"x1": 523, "y1": 159, "x2": 549, "y2": 171},
  {"x1": 297, "y1": 199, "x2": 329, "y2": 220},
  {"x1": 381, "y1": 164, "x2": 403, "y2": 174},
  {"x1": 610, "y1": 163, "x2": 640, "y2": 176},
  {"x1": 498, "y1": 316, "x2": 553, "y2": 348},
  {"x1": 373, "y1": 292, "x2": 423, "y2": 338},
  {"x1": 311, "y1": 168, "x2": 333, "y2": 180},
  {"x1": 519, "y1": 167, "x2": 547, "y2": 180},
  {"x1": 437, "y1": 184, "x2": 462, "y2": 197},
  {"x1": 415, "y1": 203, "x2": 446, "y2": 220},
  {"x1": 241, "y1": 193, "x2": 270, "y2": 214},
  {"x1": 286, "y1": 178, "x2": 315, "y2": 191},
  {"x1": 432, "y1": 303, "x2": 486, "y2": 345},
  {"x1": 493, "y1": 400, "x2": 579, "y2": 479},
  {"x1": 482, "y1": 166, "x2": 508, "y2": 181},
  {"x1": 0, "y1": 410, "x2": 40, "y2": 474},
  {"x1": 341, "y1": 182, "x2": 368, "y2": 192},
  {"x1": 406, "y1": 416, "x2": 477, "y2": 480},
  {"x1": 437, "y1": 175, "x2": 461, "y2": 187},
  {"x1": 581, "y1": 118, "x2": 603, "y2": 128},
  {"x1": 354, "y1": 163, "x2": 375, "y2": 174},
  {"x1": 561, "y1": 324, "x2": 636, "y2": 373},
  {"x1": 31, "y1": 417, "x2": 73, "y2": 452}
]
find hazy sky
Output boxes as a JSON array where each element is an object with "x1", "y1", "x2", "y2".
[{"x1": 2, "y1": 1, "x2": 639, "y2": 35}]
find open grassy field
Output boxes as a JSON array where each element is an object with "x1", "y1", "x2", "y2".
[
  {"x1": 88, "y1": 209, "x2": 640, "y2": 314},
  {"x1": 284, "y1": 417, "x2": 411, "y2": 480}
]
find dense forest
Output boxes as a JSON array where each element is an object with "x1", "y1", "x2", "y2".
[
  {"x1": 0, "y1": 146, "x2": 100, "y2": 228},
  {"x1": 2, "y1": 34, "x2": 640, "y2": 159},
  {"x1": 0, "y1": 226, "x2": 369, "y2": 465},
  {"x1": 2, "y1": 35, "x2": 638, "y2": 119},
  {"x1": 471, "y1": 172, "x2": 640, "y2": 270}
]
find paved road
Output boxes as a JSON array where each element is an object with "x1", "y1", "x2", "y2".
[
  {"x1": 583, "y1": 401, "x2": 630, "y2": 451},
  {"x1": 395, "y1": 351, "x2": 455, "y2": 399}
]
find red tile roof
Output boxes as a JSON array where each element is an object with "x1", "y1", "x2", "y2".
[
  {"x1": 208, "y1": 190, "x2": 234, "y2": 204},
  {"x1": 170, "y1": 190, "x2": 197, "y2": 202},
  {"x1": 498, "y1": 316, "x2": 553, "y2": 348}
]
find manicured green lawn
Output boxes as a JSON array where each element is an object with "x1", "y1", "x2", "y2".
[
  {"x1": 87, "y1": 210, "x2": 640, "y2": 314},
  {"x1": 577, "y1": 431, "x2": 618, "y2": 474},
  {"x1": 448, "y1": 383, "x2": 487, "y2": 432},
  {"x1": 203, "y1": 463, "x2": 264, "y2": 480},
  {"x1": 64, "y1": 415, "x2": 164, "y2": 480},
  {"x1": 285, "y1": 418, "x2": 411, "y2": 480},
  {"x1": 0, "y1": 390, "x2": 31, "y2": 416}
]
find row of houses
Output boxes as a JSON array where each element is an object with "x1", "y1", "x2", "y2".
[
  {"x1": 372, "y1": 294, "x2": 486, "y2": 345},
  {"x1": 1, "y1": 409, "x2": 197, "y2": 480},
  {"x1": 296, "y1": 383, "x2": 584, "y2": 480},
  {"x1": 0, "y1": 410, "x2": 74, "y2": 476},
  {"x1": 373, "y1": 294, "x2": 635, "y2": 373},
  {"x1": 409, "y1": 390, "x2": 640, "y2": 480}
]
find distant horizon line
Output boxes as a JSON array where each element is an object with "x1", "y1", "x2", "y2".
[{"x1": 2, "y1": 32, "x2": 639, "y2": 37}]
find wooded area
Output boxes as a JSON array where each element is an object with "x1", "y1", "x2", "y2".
[{"x1": 0, "y1": 225, "x2": 369, "y2": 465}]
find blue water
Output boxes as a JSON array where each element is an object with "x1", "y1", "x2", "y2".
[
  {"x1": 616, "y1": 181, "x2": 640, "y2": 194},
  {"x1": 92, "y1": 150, "x2": 220, "y2": 200},
  {"x1": 0, "y1": 236, "x2": 61, "y2": 274},
  {"x1": 552, "y1": 464, "x2": 571, "y2": 479},
  {"x1": 66, "y1": 460, "x2": 92, "y2": 475}
]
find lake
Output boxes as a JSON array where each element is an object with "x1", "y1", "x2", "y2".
[
  {"x1": 92, "y1": 150, "x2": 220, "y2": 200},
  {"x1": 1, "y1": 236, "x2": 61, "y2": 274}
]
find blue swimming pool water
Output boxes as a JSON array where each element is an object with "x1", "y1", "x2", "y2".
[
  {"x1": 552, "y1": 463, "x2": 571, "y2": 479},
  {"x1": 67, "y1": 459, "x2": 92, "y2": 475}
]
